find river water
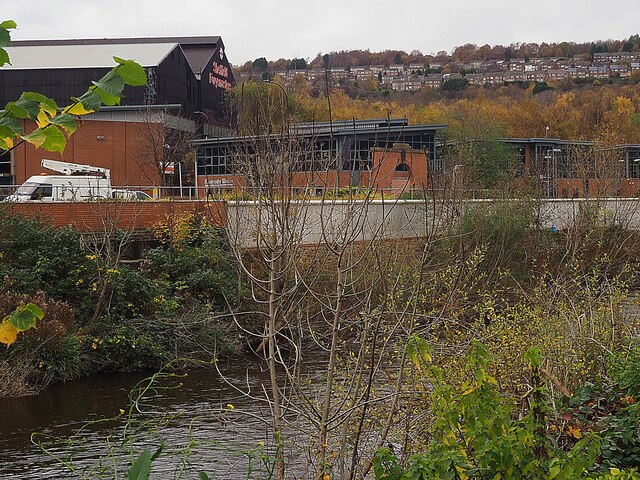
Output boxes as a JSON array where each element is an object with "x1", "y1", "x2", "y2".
[{"x1": 0, "y1": 360, "x2": 308, "y2": 479}]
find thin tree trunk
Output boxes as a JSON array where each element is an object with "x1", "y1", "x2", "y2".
[
  {"x1": 318, "y1": 259, "x2": 344, "y2": 478},
  {"x1": 268, "y1": 256, "x2": 285, "y2": 480}
]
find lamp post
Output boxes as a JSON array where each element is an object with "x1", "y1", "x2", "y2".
[
  {"x1": 193, "y1": 111, "x2": 211, "y2": 199},
  {"x1": 263, "y1": 78, "x2": 289, "y2": 102},
  {"x1": 194, "y1": 110, "x2": 211, "y2": 138},
  {"x1": 262, "y1": 78, "x2": 289, "y2": 129},
  {"x1": 452, "y1": 164, "x2": 463, "y2": 194}
]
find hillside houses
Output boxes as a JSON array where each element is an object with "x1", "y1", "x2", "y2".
[{"x1": 240, "y1": 52, "x2": 640, "y2": 91}]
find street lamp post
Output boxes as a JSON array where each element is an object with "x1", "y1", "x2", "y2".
[
  {"x1": 193, "y1": 111, "x2": 212, "y2": 199},
  {"x1": 452, "y1": 164, "x2": 463, "y2": 194},
  {"x1": 194, "y1": 110, "x2": 211, "y2": 138},
  {"x1": 262, "y1": 79, "x2": 289, "y2": 129}
]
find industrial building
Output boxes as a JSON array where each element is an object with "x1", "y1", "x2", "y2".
[
  {"x1": 194, "y1": 118, "x2": 445, "y2": 197},
  {"x1": 0, "y1": 36, "x2": 235, "y2": 188}
]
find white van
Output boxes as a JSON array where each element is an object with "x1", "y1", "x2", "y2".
[
  {"x1": 7, "y1": 175, "x2": 112, "y2": 202},
  {"x1": 6, "y1": 159, "x2": 113, "y2": 202}
]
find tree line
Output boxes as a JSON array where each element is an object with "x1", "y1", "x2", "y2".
[
  {"x1": 236, "y1": 33, "x2": 640, "y2": 73},
  {"x1": 265, "y1": 75, "x2": 640, "y2": 144}
]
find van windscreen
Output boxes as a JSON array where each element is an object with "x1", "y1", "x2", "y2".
[{"x1": 15, "y1": 182, "x2": 40, "y2": 195}]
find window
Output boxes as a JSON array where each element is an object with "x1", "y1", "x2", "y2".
[
  {"x1": 0, "y1": 150, "x2": 11, "y2": 186},
  {"x1": 31, "y1": 184, "x2": 52, "y2": 200},
  {"x1": 197, "y1": 146, "x2": 232, "y2": 175},
  {"x1": 296, "y1": 139, "x2": 335, "y2": 172},
  {"x1": 347, "y1": 140, "x2": 373, "y2": 170}
]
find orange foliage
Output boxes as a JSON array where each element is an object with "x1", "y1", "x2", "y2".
[{"x1": 289, "y1": 84, "x2": 640, "y2": 143}]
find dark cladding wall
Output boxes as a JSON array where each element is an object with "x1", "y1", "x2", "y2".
[
  {"x1": 0, "y1": 67, "x2": 127, "y2": 106},
  {"x1": 0, "y1": 45, "x2": 216, "y2": 118},
  {"x1": 199, "y1": 45, "x2": 235, "y2": 125},
  {"x1": 152, "y1": 46, "x2": 199, "y2": 115}
]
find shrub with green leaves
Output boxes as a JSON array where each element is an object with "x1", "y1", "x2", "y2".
[
  {"x1": 0, "y1": 209, "x2": 90, "y2": 304},
  {"x1": 374, "y1": 342, "x2": 639, "y2": 480},
  {"x1": 144, "y1": 217, "x2": 239, "y2": 308},
  {"x1": 609, "y1": 340, "x2": 640, "y2": 399},
  {"x1": 559, "y1": 382, "x2": 640, "y2": 472},
  {"x1": 89, "y1": 322, "x2": 172, "y2": 373}
]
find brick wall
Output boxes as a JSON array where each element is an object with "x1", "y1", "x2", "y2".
[
  {"x1": 4, "y1": 200, "x2": 227, "y2": 232},
  {"x1": 13, "y1": 119, "x2": 162, "y2": 187}
]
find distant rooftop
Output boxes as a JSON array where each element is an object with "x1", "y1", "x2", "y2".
[
  {"x1": 11, "y1": 36, "x2": 221, "y2": 47},
  {"x1": 5, "y1": 36, "x2": 225, "y2": 73}
]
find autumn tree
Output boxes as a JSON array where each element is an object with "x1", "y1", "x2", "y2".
[{"x1": 134, "y1": 107, "x2": 197, "y2": 189}]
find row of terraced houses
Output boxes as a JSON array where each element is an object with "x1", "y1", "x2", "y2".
[{"x1": 256, "y1": 51, "x2": 640, "y2": 91}]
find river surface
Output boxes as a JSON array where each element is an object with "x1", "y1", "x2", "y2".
[{"x1": 0, "y1": 360, "x2": 313, "y2": 479}]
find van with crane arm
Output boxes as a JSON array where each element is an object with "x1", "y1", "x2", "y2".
[{"x1": 6, "y1": 159, "x2": 113, "y2": 202}]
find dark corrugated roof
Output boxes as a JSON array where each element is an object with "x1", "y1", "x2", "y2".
[
  {"x1": 11, "y1": 36, "x2": 221, "y2": 47},
  {"x1": 193, "y1": 122, "x2": 446, "y2": 145}
]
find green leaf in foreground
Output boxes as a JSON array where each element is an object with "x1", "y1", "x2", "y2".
[
  {"x1": 114, "y1": 57, "x2": 148, "y2": 86},
  {"x1": 127, "y1": 448, "x2": 151, "y2": 480},
  {"x1": 49, "y1": 113, "x2": 79, "y2": 134},
  {"x1": 6, "y1": 303, "x2": 43, "y2": 332}
]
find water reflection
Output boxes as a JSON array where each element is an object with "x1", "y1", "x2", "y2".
[{"x1": 0, "y1": 359, "x2": 291, "y2": 479}]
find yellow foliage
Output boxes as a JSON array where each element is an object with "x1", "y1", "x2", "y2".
[
  {"x1": 287, "y1": 83, "x2": 640, "y2": 143},
  {"x1": 36, "y1": 109, "x2": 49, "y2": 129},
  {"x1": 153, "y1": 212, "x2": 202, "y2": 247},
  {"x1": 0, "y1": 321, "x2": 18, "y2": 347},
  {"x1": 566, "y1": 425, "x2": 583, "y2": 439},
  {"x1": 63, "y1": 102, "x2": 94, "y2": 116}
]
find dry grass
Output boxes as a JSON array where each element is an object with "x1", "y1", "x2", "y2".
[{"x1": 0, "y1": 360, "x2": 35, "y2": 397}]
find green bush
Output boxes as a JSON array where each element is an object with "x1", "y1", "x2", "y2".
[
  {"x1": 89, "y1": 322, "x2": 172, "y2": 373},
  {"x1": 532, "y1": 81, "x2": 554, "y2": 95},
  {"x1": 374, "y1": 343, "x2": 640, "y2": 479},
  {"x1": 88, "y1": 264, "x2": 161, "y2": 321},
  {"x1": 560, "y1": 381, "x2": 640, "y2": 471},
  {"x1": 374, "y1": 344, "x2": 604, "y2": 480},
  {"x1": 143, "y1": 224, "x2": 239, "y2": 308},
  {"x1": 609, "y1": 340, "x2": 640, "y2": 398},
  {"x1": 0, "y1": 210, "x2": 89, "y2": 304}
]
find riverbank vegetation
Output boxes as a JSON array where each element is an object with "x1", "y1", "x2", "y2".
[
  {"x1": 5, "y1": 106, "x2": 637, "y2": 480},
  {"x1": 0, "y1": 209, "x2": 242, "y2": 396},
  {"x1": 20, "y1": 193, "x2": 639, "y2": 479}
]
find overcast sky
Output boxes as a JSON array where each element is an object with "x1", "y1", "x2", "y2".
[{"x1": 3, "y1": 0, "x2": 639, "y2": 65}]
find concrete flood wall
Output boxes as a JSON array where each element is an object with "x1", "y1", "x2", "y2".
[
  {"x1": 226, "y1": 199, "x2": 438, "y2": 249},
  {"x1": 226, "y1": 198, "x2": 640, "y2": 249},
  {"x1": 535, "y1": 198, "x2": 640, "y2": 230},
  {"x1": 5, "y1": 197, "x2": 640, "y2": 245}
]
